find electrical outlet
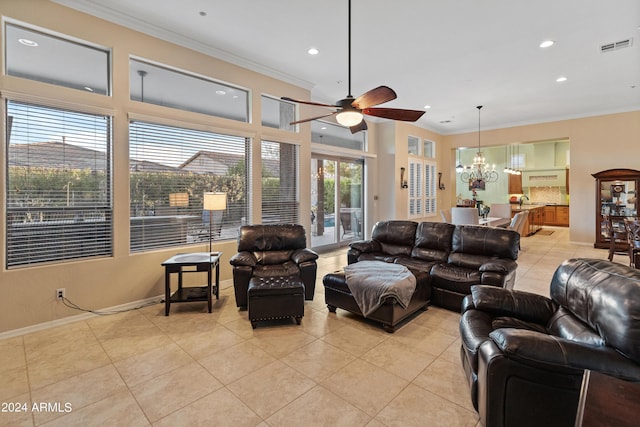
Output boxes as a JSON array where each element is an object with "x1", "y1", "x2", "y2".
[{"x1": 56, "y1": 288, "x2": 65, "y2": 300}]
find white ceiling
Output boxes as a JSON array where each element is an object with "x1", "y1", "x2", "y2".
[{"x1": 54, "y1": 0, "x2": 640, "y2": 134}]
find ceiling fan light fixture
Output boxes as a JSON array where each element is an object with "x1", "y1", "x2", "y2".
[{"x1": 336, "y1": 110, "x2": 363, "y2": 127}]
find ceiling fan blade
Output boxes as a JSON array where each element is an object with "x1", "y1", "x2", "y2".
[
  {"x1": 289, "y1": 112, "x2": 337, "y2": 125},
  {"x1": 363, "y1": 107, "x2": 425, "y2": 122},
  {"x1": 352, "y1": 86, "x2": 397, "y2": 109},
  {"x1": 281, "y1": 97, "x2": 337, "y2": 108},
  {"x1": 349, "y1": 120, "x2": 368, "y2": 134}
]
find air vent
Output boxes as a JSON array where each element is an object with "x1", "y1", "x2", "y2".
[{"x1": 601, "y1": 38, "x2": 633, "y2": 53}]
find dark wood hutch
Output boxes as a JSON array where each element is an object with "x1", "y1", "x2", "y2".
[{"x1": 592, "y1": 169, "x2": 640, "y2": 250}]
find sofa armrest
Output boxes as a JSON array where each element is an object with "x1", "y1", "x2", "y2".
[
  {"x1": 489, "y1": 328, "x2": 640, "y2": 380},
  {"x1": 349, "y1": 239, "x2": 381, "y2": 254},
  {"x1": 229, "y1": 251, "x2": 257, "y2": 267},
  {"x1": 292, "y1": 248, "x2": 319, "y2": 264},
  {"x1": 479, "y1": 259, "x2": 517, "y2": 274},
  {"x1": 470, "y1": 285, "x2": 557, "y2": 324}
]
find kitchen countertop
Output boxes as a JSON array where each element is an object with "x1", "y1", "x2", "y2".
[{"x1": 511, "y1": 203, "x2": 569, "y2": 211}]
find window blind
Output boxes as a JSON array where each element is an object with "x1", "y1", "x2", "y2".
[
  {"x1": 129, "y1": 120, "x2": 249, "y2": 252},
  {"x1": 261, "y1": 140, "x2": 299, "y2": 224},
  {"x1": 408, "y1": 158, "x2": 437, "y2": 218},
  {"x1": 6, "y1": 100, "x2": 112, "y2": 267}
]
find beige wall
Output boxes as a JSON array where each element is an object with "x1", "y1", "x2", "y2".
[
  {"x1": 0, "y1": 0, "x2": 312, "y2": 333},
  {"x1": 444, "y1": 111, "x2": 640, "y2": 244}
]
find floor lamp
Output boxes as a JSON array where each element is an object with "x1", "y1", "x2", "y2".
[{"x1": 203, "y1": 192, "x2": 227, "y2": 254}]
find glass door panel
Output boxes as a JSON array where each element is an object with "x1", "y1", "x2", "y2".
[{"x1": 311, "y1": 156, "x2": 363, "y2": 250}]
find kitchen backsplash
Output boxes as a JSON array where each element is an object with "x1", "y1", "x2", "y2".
[{"x1": 528, "y1": 186, "x2": 566, "y2": 204}]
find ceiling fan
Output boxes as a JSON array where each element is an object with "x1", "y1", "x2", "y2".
[{"x1": 281, "y1": 0, "x2": 425, "y2": 134}]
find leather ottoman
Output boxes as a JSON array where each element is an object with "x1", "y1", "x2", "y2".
[
  {"x1": 247, "y1": 276, "x2": 304, "y2": 328},
  {"x1": 323, "y1": 270, "x2": 430, "y2": 333}
]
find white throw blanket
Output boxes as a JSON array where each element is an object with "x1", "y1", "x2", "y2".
[{"x1": 344, "y1": 261, "x2": 416, "y2": 317}]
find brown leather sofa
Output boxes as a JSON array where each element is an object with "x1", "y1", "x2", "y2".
[
  {"x1": 229, "y1": 224, "x2": 319, "y2": 309},
  {"x1": 347, "y1": 220, "x2": 520, "y2": 311},
  {"x1": 459, "y1": 258, "x2": 640, "y2": 427}
]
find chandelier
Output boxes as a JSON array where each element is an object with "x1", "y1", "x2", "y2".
[{"x1": 458, "y1": 105, "x2": 499, "y2": 188}]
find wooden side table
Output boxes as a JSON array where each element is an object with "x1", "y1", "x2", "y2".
[
  {"x1": 161, "y1": 252, "x2": 221, "y2": 316},
  {"x1": 575, "y1": 369, "x2": 640, "y2": 426}
]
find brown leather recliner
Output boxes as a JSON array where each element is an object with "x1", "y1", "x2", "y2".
[
  {"x1": 229, "y1": 224, "x2": 319, "y2": 309},
  {"x1": 459, "y1": 258, "x2": 640, "y2": 427}
]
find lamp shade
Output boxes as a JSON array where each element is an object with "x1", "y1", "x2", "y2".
[
  {"x1": 203, "y1": 192, "x2": 227, "y2": 211},
  {"x1": 169, "y1": 192, "x2": 189, "y2": 207}
]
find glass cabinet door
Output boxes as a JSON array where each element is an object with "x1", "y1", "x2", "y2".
[{"x1": 593, "y1": 169, "x2": 640, "y2": 249}]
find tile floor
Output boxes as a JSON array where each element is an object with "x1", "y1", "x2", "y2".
[{"x1": 0, "y1": 226, "x2": 617, "y2": 426}]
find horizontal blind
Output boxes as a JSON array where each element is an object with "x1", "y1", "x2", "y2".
[
  {"x1": 261, "y1": 140, "x2": 299, "y2": 224},
  {"x1": 129, "y1": 120, "x2": 249, "y2": 252},
  {"x1": 6, "y1": 100, "x2": 112, "y2": 267}
]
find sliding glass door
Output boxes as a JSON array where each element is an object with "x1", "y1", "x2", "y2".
[{"x1": 311, "y1": 156, "x2": 363, "y2": 249}]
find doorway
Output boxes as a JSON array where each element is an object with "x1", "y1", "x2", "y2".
[{"x1": 311, "y1": 156, "x2": 364, "y2": 250}]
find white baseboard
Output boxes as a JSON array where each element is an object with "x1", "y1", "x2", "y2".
[{"x1": 0, "y1": 279, "x2": 234, "y2": 340}]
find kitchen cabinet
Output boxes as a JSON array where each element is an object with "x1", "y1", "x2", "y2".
[
  {"x1": 543, "y1": 205, "x2": 569, "y2": 227},
  {"x1": 544, "y1": 206, "x2": 556, "y2": 224},
  {"x1": 556, "y1": 206, "x2": 569, "y2": 226},
  {"x1": 592, "y1": 169, "x2": 640, "y2": 250},
  {"x1": 512, "y1": 205, "x2": 544, "y2": 236},
  {"x1": 508, "y1": 174, "x2": 523, "y2": 194}
]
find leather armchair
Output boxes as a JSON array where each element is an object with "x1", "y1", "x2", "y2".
[
  {"x1": 459, "y1": 258, "x2": 640, "y2": 427},
  {"x1": 229, "y1": 224, "x2": 319, "y2": 309}
]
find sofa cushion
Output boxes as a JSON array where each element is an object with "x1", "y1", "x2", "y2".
[
  {"x1": 547, "y1": 307, "x2": 606, "y2": 347},
  {"x1": 394, "y1": 256, "x2": 439, "y2": 274},
  {"x1": 371, "y1": 220, "x2": 418, "y2": 257},
  {"x1": 238, "y1": 224, "x2": 307, "y2": 252},
  {"x1": 451, "y1": 225, "x2": 519, "y2": 260},
  {"x1": 412, "y1": 222, "x2": 455, "y2": 262},
  {"x1": 252, "y1": 261, "x2": 300, "y2": 278},
  {"x1": 431, "y1": 263, "x2": 481, "y2": 294},
  {"x1": 550, "y1": 258, "x2": 640, "y2": 362}
]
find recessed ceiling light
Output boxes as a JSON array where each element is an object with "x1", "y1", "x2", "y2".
[
  {"x1": 215, "y1": 90, "x2": 226, "y2": 95},
  {"x1": 540, "y1": 40, "x2": 555, "y2": 48},
  {"x1": 84, "y1": 86, "x2": 94, "y2": 92},
  {"x1": 321, "y1": 126, "x2": 327, "y2": 130},
  {"x1": 424, "y1": 105, "x2": 431, "y2": 109},
  {"x1": 556, "y1": 76, "x2": 568, "y2": 82},
  {"x1": 18, "y1": 38, "x2": 38, "y2": 47},
  {"x1": 307, "y1": 47, "x2": 319, "y2": 55}
]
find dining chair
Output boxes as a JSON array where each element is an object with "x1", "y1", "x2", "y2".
[
  {"x1": 508, "y1": 211, "x2": 529, "y2": 250},
  {"x1": 624, "y1": 218, "x2": 640, "y2": 268},
  {"x1": 440, "y1": 208, "x2": 452, "y2": 223},
  {"x1": 491, "y1": 203, "x2": 512, "y2": 219},
  {"x1": 602, "y1": 214, "x2": 628, "y2": 261},
  {"x1": 451, "y1": 207, "x2": 479, "y2": 225}
]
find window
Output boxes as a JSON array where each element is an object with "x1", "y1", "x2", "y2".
[
  {"x1": 261, "y1": 95, "x2": 295, "y2": 131},
  {"x1": 408, "y1": 158, "x2": 437, "y2": 218},
  {"x1": 5, "y1": 100, "x2": 112, "y2": 267},
  {"x1": 130, "y1": 59, "x2": 249, "y2": 122},
  {"x1": 423, "y1": 139, "x2": 435, "y2": 158},
  {"x1": 311, "y1": 121, "x2": 365, "y2": 151},
  {"x1": 5, "y1": 23, "x2": 110, "y2": 95},
  {"x1": 129, "y1": 120, "x2": 249, "y2": 252},
  {"x1": 261, "y1": 141, "x2": 299, "y2": 223},
  {"x1": 408, "y1": 136, "x2": 420, "y2": 155}
]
